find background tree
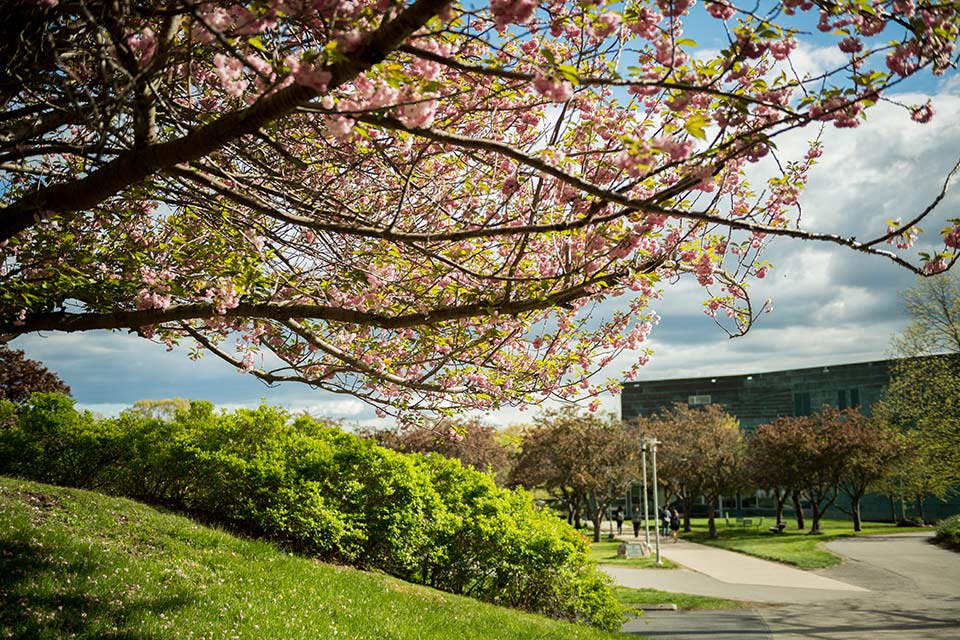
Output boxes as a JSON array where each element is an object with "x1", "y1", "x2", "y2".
[
  {"x1": 510, "y1": 418, "x2": 587, "y2": 529},
  {"x1": 363, "y1": 416, "x2": 514, "y2": 483},
  {"x1": 838, "y1": 412, "x2": 908, "y2": 531},
  {"x1": 0, "y1": 346, "x2": 71, "y2": 403},
  {"x1": 875, "y1": 272, "x2": 960, "y2": 517},
  {"x1": 2, "y1": 1, "x2": 959, "y2": 416},
  {"x1": 126, "y1": 398, "x2": 192, "y2": 422},
  {"x1": 511, "y1": 407, "x2": 636, "y2": 542},
  {"x1": 764, "y1": 408, "x2": 860, "y2": 534},
  {"x1": 635, "y1": 403, "x2": 745, "y2": 537},
  {"x1": 631, "y1": 407, "x2": 700, "y2": 532},
  {"x1": 749, "y1": 417, "x2": 806, "y2": 529},
  {"x1": 900, "y1": 432, "x2": 954, "y2": 523}
]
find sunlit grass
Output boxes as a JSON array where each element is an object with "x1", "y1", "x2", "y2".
[
  {"x1": 680, "y1": 517, "x2": 923, "y2": 568},
  {"x1": 0, "y1": 477, "x2": 634, "y2": 640},
  {"x1": 612, "y1": 586, "x2": 748, "y2": 612}
]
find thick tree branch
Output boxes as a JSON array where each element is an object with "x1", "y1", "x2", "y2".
[
  {"x1": 0, "y1": 266, "x2": 638, "y2": 336},
  {"x1": 0, "y1": 0, "x2": 449, "y2": 243}
]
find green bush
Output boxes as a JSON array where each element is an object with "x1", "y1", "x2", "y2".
[
  {"x1": 934, "y1": 515, "x2": 960, "y2": 545},
  {"x1": 0, "y1": 393, "x2": 125, "y2": 489},
  {"x1": 414, "y1": 454, "x2": 622, "y2": 629},
  {"x1": 0, "y1": 394, "x2": 623, "y2": 630}
]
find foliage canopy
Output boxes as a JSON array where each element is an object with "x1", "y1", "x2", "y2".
[{"x1": 2, "y1": 0, "x2": 960, "y2": 414}]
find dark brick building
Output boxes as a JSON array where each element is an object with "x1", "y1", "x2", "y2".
[
  {"x1": 621, "y1": 358, "x2": 893, "y2": 429},
  {"x1": 620, "y1": 357, "x2": 960, "y2": 521}
]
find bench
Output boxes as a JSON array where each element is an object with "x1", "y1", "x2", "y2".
[
  {"x1": 725, "y1": 516, "x2": 763, "y2": 529},
  {"x1": 769, "y1": 522, "x2": 787, "y2": 534}
]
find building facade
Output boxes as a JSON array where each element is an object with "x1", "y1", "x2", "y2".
[
  {"x1": 621, "y1": 358, "x2": 893, "y2": 429},
  {"x1": 620, "y1": 357, "x2": 960, "y2": 521}
]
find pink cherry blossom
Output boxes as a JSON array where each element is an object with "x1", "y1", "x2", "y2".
[{"x1": 911, "y1": 101, "x2": 935, "y2": 123}]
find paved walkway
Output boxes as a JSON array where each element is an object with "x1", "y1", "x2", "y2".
[
  {"x1": 607, "y1": 532, "x2": 868, "y2": 605},
  {"x1": 607, "y1": 531, "x2": 960, "y2": 640}
]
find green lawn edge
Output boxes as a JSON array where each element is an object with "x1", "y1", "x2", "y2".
[
  {"x1": 612, "y1": 586, "x2": 749, "y2": 612},
  {"x1": 680, "y1": 518, "x2": 927, "y2": 569}
]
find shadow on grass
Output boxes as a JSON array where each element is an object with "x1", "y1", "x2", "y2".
[{"x1": 0, "y1": 539, "x2": 192, "y2": 639}]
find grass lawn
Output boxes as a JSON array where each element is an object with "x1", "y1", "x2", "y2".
[
  {"x1": 0, "y1": 477, "x2": 633, "y2": 639},
  {"x1": 612, "y1": 586, "x2": 748, "y2": 612},
  {"x1": 680, "y1": 517, "x2": 924, "y2": 568},
  {"x1": 587, "y1": 540, "x2": 678, "y2": 569}
]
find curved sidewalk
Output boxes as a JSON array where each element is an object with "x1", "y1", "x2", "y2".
[
  {"x1": 612, "y1": 531, "x2": 960, "y2": 640},
  {"x1": 605, "y1": 536, "x2": 869, "y2": 604}
]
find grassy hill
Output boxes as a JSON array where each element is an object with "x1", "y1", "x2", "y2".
[{"x1": 0, "y1": 476, "x2": 635, "y2": 639}]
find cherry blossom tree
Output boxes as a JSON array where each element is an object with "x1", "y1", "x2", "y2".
[{"x1": 2, "y1": 0, "x2": 960, "y2": 416}]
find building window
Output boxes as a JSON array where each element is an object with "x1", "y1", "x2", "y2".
[
  {"x1": 688, "y1": 394, "x2": 711, "y2": 406},
  {"x1": 837, "y1": 388, "x2": 861, "y2": 410},
  {"x1": 850, "y1": 388, "x2": 861, "y2": 407},
  {"x1": 794, "y1": 392, "x2": 811, "y2": 416}
]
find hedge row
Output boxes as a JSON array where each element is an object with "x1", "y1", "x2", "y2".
[{"x1": 0, "y1": 394, "x2": 622, "y2": 630}]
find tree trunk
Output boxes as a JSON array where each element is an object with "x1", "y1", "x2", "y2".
[
  {"x1": 682, "y1": 496, "x2": 693, "y2": 532},
  {"x1": 775, "y1": 487, "x2": 786, "y2": 525},
  {"x1": 707, "y1": 495, "x2": 718, "y2": 539},
  {"x1": 809, "y1": 501, "x2": 824, "y2": 534},
  {"x1": 852, "y1": 495, "x2": 862, "y2": 532},
  {"x1": 916, "y1": 495, "x2": 927, "y2": 524},
  {"x1": 791, "y1": 490, "x2": 805, "y2": 530},
  {"x1": 591, "y1": 510, "x2": 603, "y2": 542},
  {"x1": 888, "y1": 494, "x2": 896, "y2": 522}
]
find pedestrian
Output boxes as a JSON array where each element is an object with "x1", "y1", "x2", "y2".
[
  {"x1": 661, "y1": 506, "x2": 671, "y2": 537},
  {"x1": 615, "y1": 507, "x2": 624, "y2": 535},
  {"x1": 631, "y1": 509, "x2": 643, "y2": 538},
  {"x1": 670, "y1": 508, "x2": 681, "y2": 542}
]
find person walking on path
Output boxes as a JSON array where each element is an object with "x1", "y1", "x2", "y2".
[
  {"x1": 615, "y1": 508, "x2": 625, "y2": 535},
  {"x1": 631, "y1": 509, "x2": 643, "y2": 538},
  {"x1": 670, "y1": 508, "x2": 681, "y2": 542},
  {"x1": 661, "y1": 506, "x2": 671, "y2": 537}
]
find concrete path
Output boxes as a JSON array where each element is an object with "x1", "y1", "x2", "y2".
[
  {"x1": 609, "y1": 531, "x2": 960, "y2": 640},
  {"x1": 645, "y1": 538, "x2": 868, "y2": 591}
]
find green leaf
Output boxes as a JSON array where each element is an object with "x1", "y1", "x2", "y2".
[
  {"x1": 558, "y1": 64, "x2": 580, "y2": 85},
  {"x1": 683, "y1": 114, "x2": 711, "y2": 140}
]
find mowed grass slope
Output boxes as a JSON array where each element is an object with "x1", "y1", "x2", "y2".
[{"x1": 0, "y1": 477, "x2": 630, "y2": 640}]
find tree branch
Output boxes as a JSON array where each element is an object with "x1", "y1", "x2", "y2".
[{"x1": 0, "y1": 0, "x2": 450, "y2": 243}]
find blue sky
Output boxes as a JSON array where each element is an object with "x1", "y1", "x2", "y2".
[{"x1": 14, "y1": 38, "x2": 960, "y2": 429}]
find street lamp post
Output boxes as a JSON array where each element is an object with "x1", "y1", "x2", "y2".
[
  {"x1": 641, "y1": 444, "x2": 650, "y2": 544},
  {"x1": 649, "y1": 438, "x2": 662, "y2": 565}
]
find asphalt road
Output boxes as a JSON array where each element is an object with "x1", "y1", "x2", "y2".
[{"x1": 619, "y1": 531, "x2": 960, "y2": 640}]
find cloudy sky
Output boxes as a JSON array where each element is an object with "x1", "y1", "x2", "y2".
[{"x1": 13, "y1": 41, "x2": 960, "y2": 429}]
